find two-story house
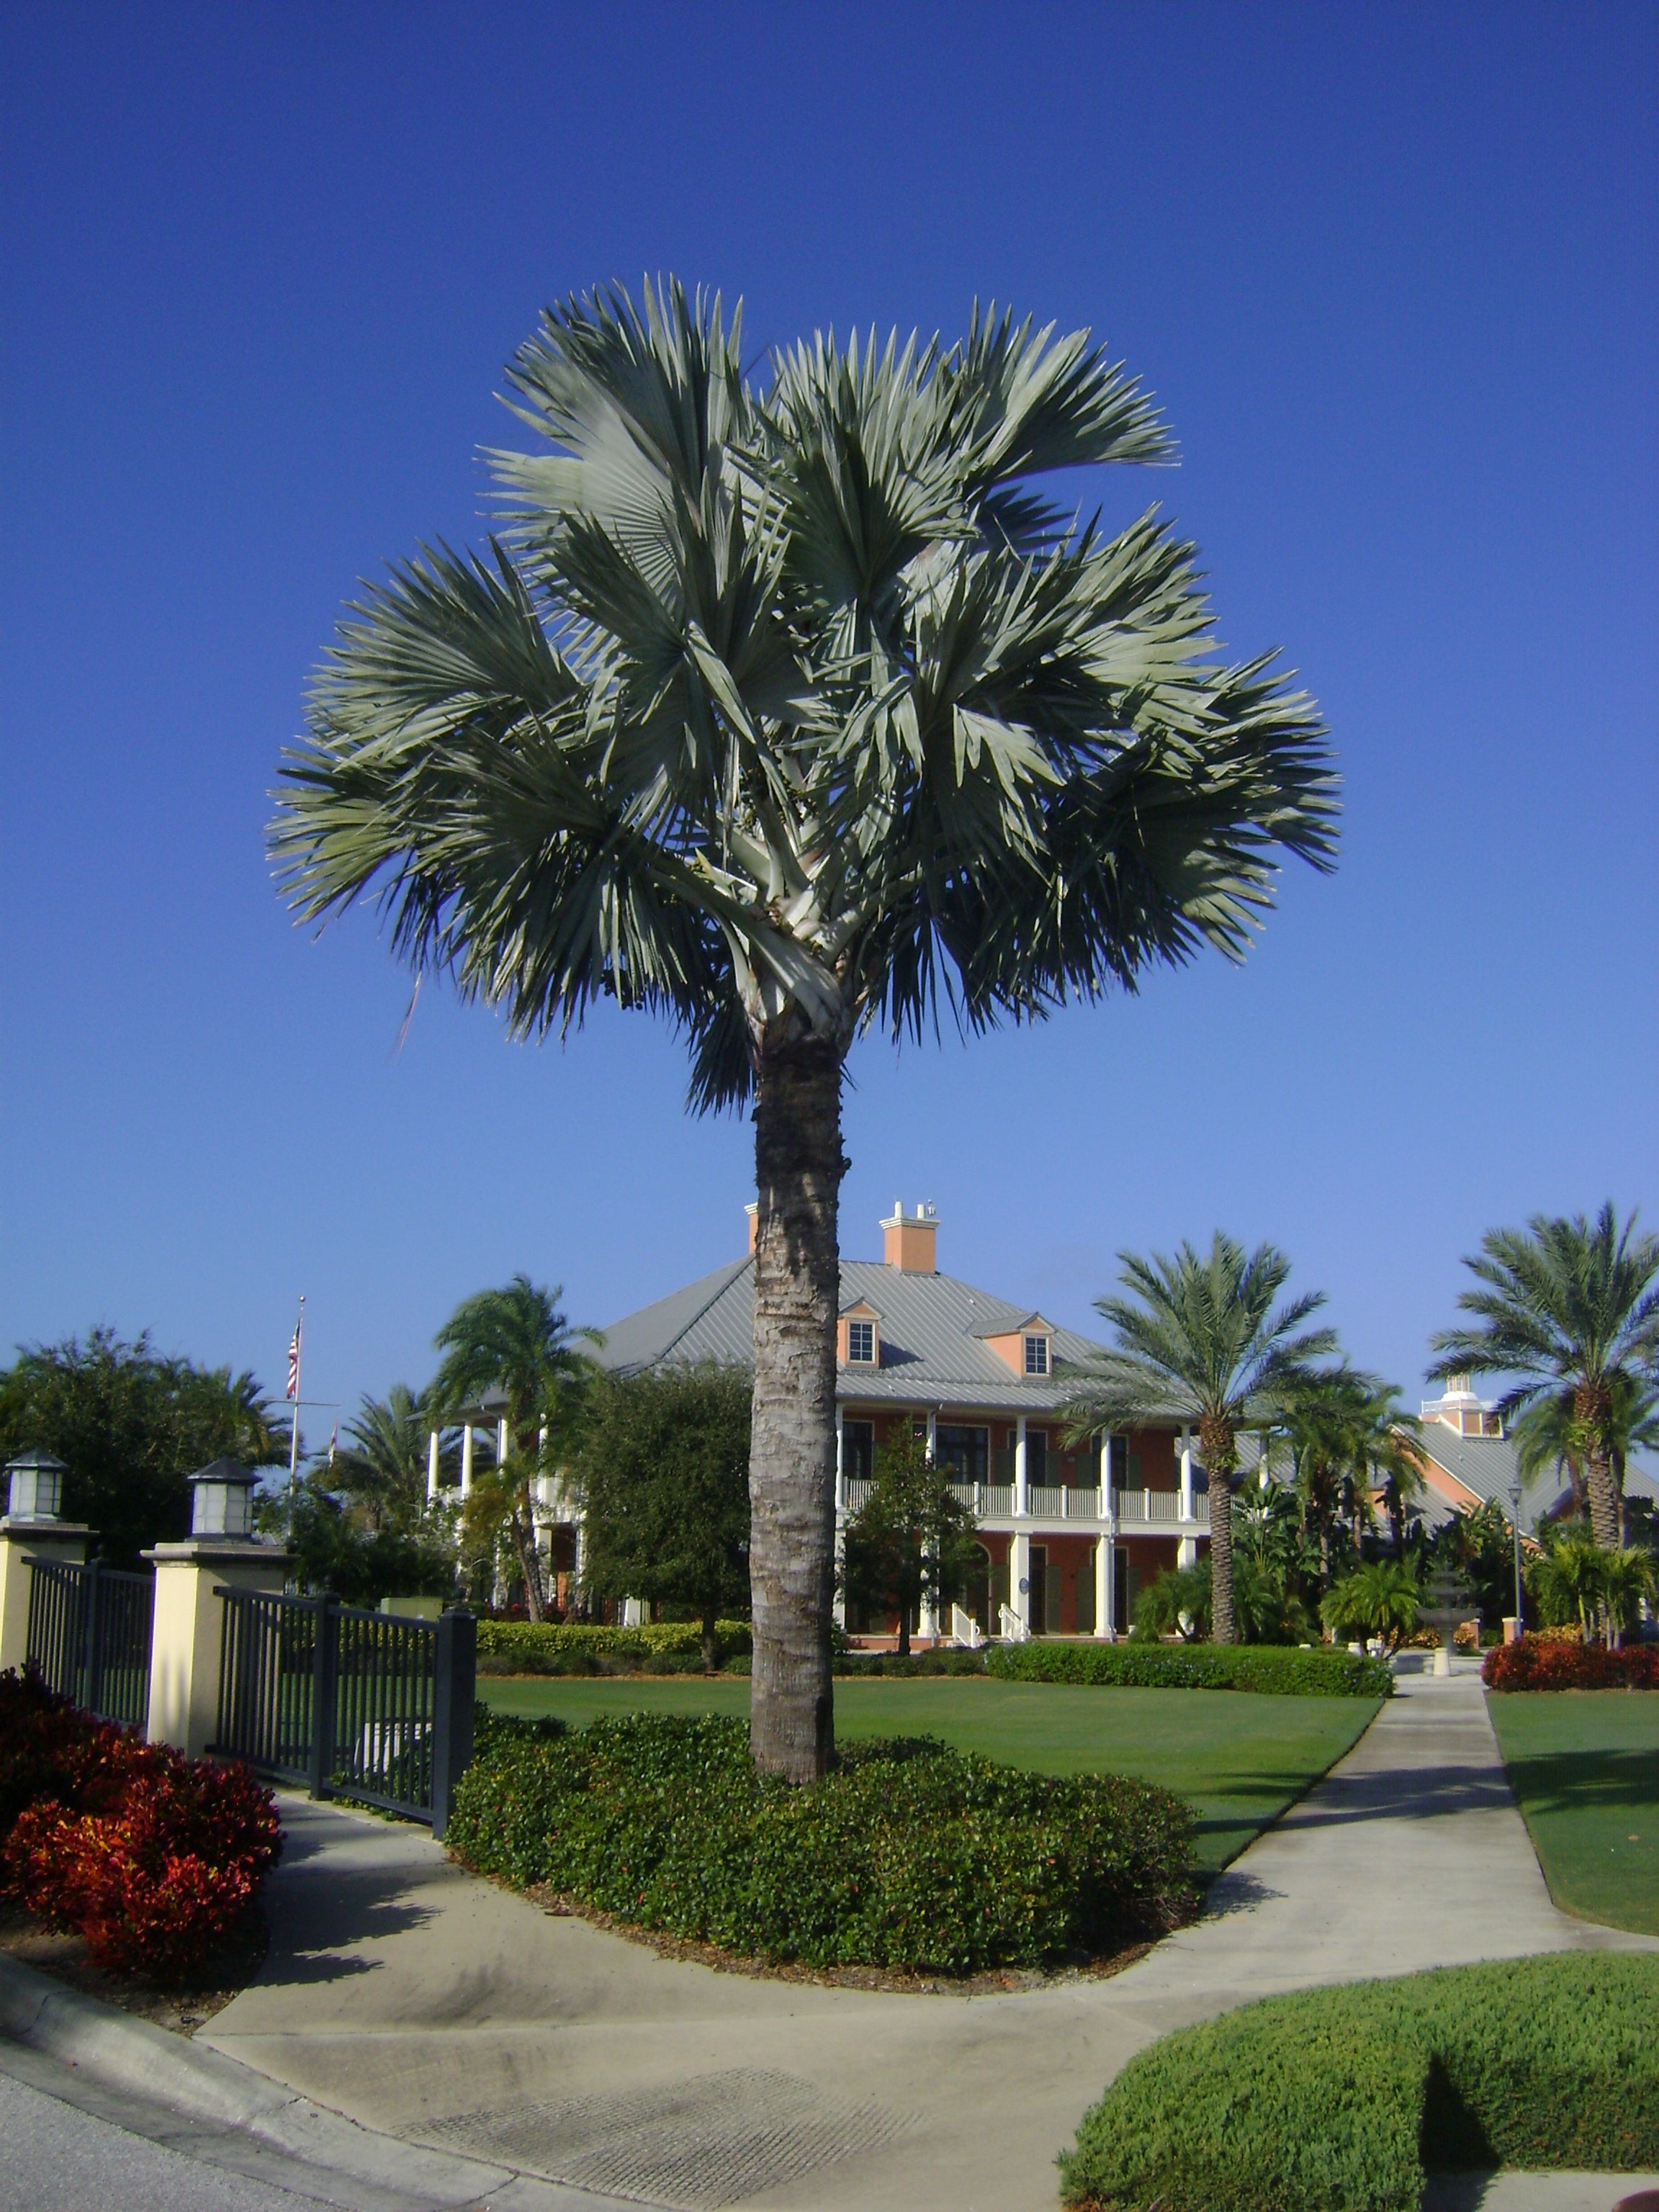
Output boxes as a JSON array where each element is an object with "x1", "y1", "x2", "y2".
[{"x1": 575, "y1": 1200, "x2": 1210, "y2": 1640}]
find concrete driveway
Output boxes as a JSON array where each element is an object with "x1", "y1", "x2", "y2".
[{"x1": 199, "y1": 1662, "x2": 1654, "y2": 2212}]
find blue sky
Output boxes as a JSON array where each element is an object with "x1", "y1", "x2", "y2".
[{"x1": 2, "y1": 2, "x2": 1654, "y2": 1443}]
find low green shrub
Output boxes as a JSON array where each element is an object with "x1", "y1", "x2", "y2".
[
  {"x1": 1061, "y1": 1954, "x2": 1659, "y2": 2211},
  {"x1": 989, "y1": 1640, "x2": 1392, "y2": 1698},
  {"x1": 445, "y1": 1712, "x2": 1195, "y2": 1975},
  {"x1": 475, "y1": 1619, "x2": 752, "y2": 1669},
  {"x1": 719, "y1": 1649, "x2": 989, "y2": 1678}
]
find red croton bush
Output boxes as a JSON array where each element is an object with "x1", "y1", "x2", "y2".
[
  {"x1": 1483, "y1": 1637, "x2": 1659, "y2": 1692},
  {"x1": 0, "y1": 1669, "x2": 280, "y2": 1978}
]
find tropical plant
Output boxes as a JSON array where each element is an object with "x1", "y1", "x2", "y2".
[
  {"x1": 430, "y1": 1277, "x2": 601, "y2": 1620},
  {"x1": 1285, "y1": 1370, "x2": 1423, "y2": 1578},
  {"x1": 1067, "y1": 1236, "x2": 1336, "y2": 1642},
  {"x1": 0, "y1": 1328, "x2": 287, "y2": 1567},
  {"x1": 572, "y1": 1365, "x2": 752, "y2": 1671},
  {"x1": 331, "y1": 1382, "x2": 441, "y2": 1532},
  {"x1": 1320, "y1": 1560, "x2": 1419, "y2": 1653},
  {"x1": 1511, "y1": 1371, "x2": 1659, "y2": 1545},
  {"x1": 1431, "y1": 1498, "x2": 1520, "y2": 1632},
  {"x1": 282, "y1": 1473, "x2": 458, "y2": 1609},
  {"x1": 270, "y1": 280, "x2": 1338, "y2": 1776},
  {"x1": 1428, "y1": 1204, "x2": 1659, "y2": 1549},
  {"x1": 840, "y1": 1429, "x2": 982, "y2": 1655},
  {"x1": 1231, "y1": 1485, "x2": 1320, "y2": 1642},
  {"x1": 1527, "y1": 1527, "x2": 1655, "y2": 1647},
  {"x1": 1133, "y1": 1562, "x2": 1211, "y2": 1641}
]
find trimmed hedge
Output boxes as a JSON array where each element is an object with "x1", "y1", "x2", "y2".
[
  {"x1": 988, "y1": 1640, "x2": 1393, "y2": 1699},
  {"x1": 1061, "y1": 1953, "x2": 1659, "y2": 2212},
  {"x1": 475, "y1": 1619, "x2": 752, "y2": 1668},
  {"x1": 719, "y1": 1649, "x2": 990, "y2": 1678},
  {"x1": 446, "y1": 1712, "x2": 1195, "y2": 1975},
  {"x1": 1483, "y1": 1636, "x2": 1659, "y2": 1691}
]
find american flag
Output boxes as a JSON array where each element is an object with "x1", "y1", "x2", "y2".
[{"x1": 286, "y1": 1316, "x2": 302, "y2": 1400}]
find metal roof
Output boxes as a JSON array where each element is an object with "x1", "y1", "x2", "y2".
[
  {"x1": 599, "y1": 1255, "x2": 1111, "y2": 1414},
  {"x1": 1410, "y1": 1424, "x2": 1568, "y2": 1535}
]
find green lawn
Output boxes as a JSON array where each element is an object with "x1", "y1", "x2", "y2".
[
  {"x1": 479, "y1": 1675, "x2": 1380, "y2": 1872},
  {"x1": 1485, "y1": 1690, "x2": 1659, "y2": 1936}
]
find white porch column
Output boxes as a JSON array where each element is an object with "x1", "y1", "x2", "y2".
[
  {"x1": 497, "y1": 1416, "x2": 510, "y2": 1467},
  {"x1": 1010, "y1": 1528, "x2": 1031, "y2": 1637},
  {"x1": 460, "y1": 1424, "x2": 475, "y2": 1499},
  {"x1": 1094, "y1": 1532, "x2": 1115, "y2": 1640},
  {"x1": 835, "y1": 1406, "x2": 846, "y2": 1510},
  {"x1": 426, "y1": 1429, "x2": 440, "y2": 1506},
  {"x1": 1014, "y1": 1415, "x2": 1028, "y2": 1516},
  {"x1": 926, "y1": 1408, "x2": 938, "y2": 1465},
  {"x1": 1179, "y1": 1426, "x2": 1193, "y2": 1519}
]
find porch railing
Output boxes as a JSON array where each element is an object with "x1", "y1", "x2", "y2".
[
  {"x1": 25, "y1": 1557, "x2": 153, "y2": 1730},
  {"x1": 213, "y1": 1588, "x2": 476, "y2": 1835},
  {"x1": 838, "y1": 1480, "x2": 1193, "y2": 1526}
]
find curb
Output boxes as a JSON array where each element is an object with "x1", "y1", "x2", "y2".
[{"x1": 0, "y1": 1951, "x2": 631, "y2": 2211}]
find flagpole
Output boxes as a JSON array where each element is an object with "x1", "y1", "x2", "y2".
[{"x1": 287, "y1": 1294, "x2": 305, "y2": 1527}]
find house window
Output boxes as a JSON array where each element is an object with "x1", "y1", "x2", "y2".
[
  {"x1": 935, "y1": 1424, "x2": 989, "y2": 1482},
  {"x1": 841, "y1": 1420, "x2": 874, "y2": 1483},
  {"x1": 847, "y1": 1320, "x2": 875, "y2": 1364},
  {"x1": 1024, "y1": 1334, "x2": 1049, "y2": 1376}
]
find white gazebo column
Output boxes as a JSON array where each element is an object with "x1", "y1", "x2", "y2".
[
  {"x1": 1094, "y1": 1531, "x2": 1115, "y2": 1640},
  {"x1": 1179, "y1": 1425, "x2": 1197, "y2": 1568},
  {"x1": 1014, "y1": 1415, "x2": 1029, "y2": 1517},
  {"x1": 1010, "y1": 1528, "x2": 1031, "y2": 1637},
  {"x1": 426, "y1": 1429, "x2": 440, "y2": 1506},
  {"x1": 460, "y1": 1424, "x2": 475, "y2": 1499}
]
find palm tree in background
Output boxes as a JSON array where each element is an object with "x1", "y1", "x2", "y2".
[
  {"x1": 1511, "y1": 1370, "x2": 1659, "y2": 1546},
  {"x1": 429, "y1": 1277, "x2": 601, "y2": 1619},
  {"x1": 1429, "y1": 1205, "x2": 1659, "y2": 1550},
  {"x1": 1068, "y1": 1236, "x2": 1336, "y2": 1642},
  {"x1": 331, "y1": 1383, "x2": 437, "y2": 1532},
  {"x1": 270, "y1": 281, "x2": 1338, "y2": 1777}
]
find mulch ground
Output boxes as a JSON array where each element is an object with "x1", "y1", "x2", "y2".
[{"x1": 0, "y1": 1897, "x2": 266, "y2": 2035}]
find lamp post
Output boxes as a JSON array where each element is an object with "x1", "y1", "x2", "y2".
[{"x1": 1509, "y1": 1471, "x2": 1524, "y2": 1635}]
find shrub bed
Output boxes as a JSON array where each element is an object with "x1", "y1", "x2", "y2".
[
  {"x1": 0, "y1": 1669, "x2": 281, "y2": 1979},
  {"x1": 1061, "y1": 1953, "x2": 1659, "y2": 2212},
  {"x1": 1483, "y1": 1637, "x2": 1659, "y2": 1691},
  {"x1": 988, "y1": 1640, "x2": 1392, "y2": 1699},
  {"x1": 446, "y1": 1711, "x2": 1195, "y2": 1975},
  {"x1": 475, "y1": 1620, "x2": 752, "y2": 1670},
  {"x1": 719, "y1": 1649, "x2": 989, "y2": 1678}
]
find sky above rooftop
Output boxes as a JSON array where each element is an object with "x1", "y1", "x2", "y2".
[{"x1": 2, "y1": 2, "x2": 1654, "y2": 1442}]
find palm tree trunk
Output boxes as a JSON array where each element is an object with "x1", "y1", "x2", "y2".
[
  {"x1": 1575, "y1": 1382, "x2": 1619, "y2": 1549},
  {"x1": 701, "y1": 1607, "x2": 720, "y2": 1676},
  {"x1": 1200, "y1": 1418, "x2": 1238, "y2": 1644},
  {"x1": 749, "y1": 1040, "x2": 844, "y2": 1782}
]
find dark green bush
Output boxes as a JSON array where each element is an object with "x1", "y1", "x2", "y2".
[
  {"x1": 721, "y1": 1649, "x2": 991, "y2": 1678},
  {"x1": 1061, "y1": 1954, "x2": 1659, "y2": 2211},
  {"x1": 475, "y1": 1620, "x2": 752, "y2": 1668},
  {"x1": 989, "y1": 1640, "x2": 1392, "y2": 1698},
  {"x1": 445, "y1": 1712, "x2": 1195, "y2": 1975}
]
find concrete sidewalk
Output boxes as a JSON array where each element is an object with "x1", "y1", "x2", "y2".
[{"x1": 197, "y1": 1664, "x2": 1656, "y2": 2212}]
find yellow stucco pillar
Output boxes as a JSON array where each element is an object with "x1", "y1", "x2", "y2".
[
  {"x1": 0, "y1": 1520, "x2": 91, "y2": 1678},
  {"x1": 143, "y1": 1539, "x2": 292, "y2": 1758}
]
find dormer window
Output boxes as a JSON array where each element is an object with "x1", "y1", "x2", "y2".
[
  {"x1": 1024, "y1": 1333, "x2": 1049, "y2": 1377},
  {"x1": 848, "y1": 1320, "x2": 875, "y2": 1364}
]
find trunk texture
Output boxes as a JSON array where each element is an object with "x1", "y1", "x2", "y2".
[
  {"x1": 749, "y1": 1041, "x2": 845, "y2": 1782},
  {"x1": 513, "y1": 1485, "x2": 547, "y2": 1622},
  {"x1": 1200, "y1": 1416, "x2": 1238, "y2": 1644},
  {"x1": 1575, "y1": 1380, "x2": 1620, "y2": 1549},
  {"x1": 701, "y1": 1609, "x2": 719, "y2": 1676}
]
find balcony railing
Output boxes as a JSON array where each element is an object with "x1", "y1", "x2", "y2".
[{"x1": 837, "y1": 1479, "x2": 1195, "y2": 1527}]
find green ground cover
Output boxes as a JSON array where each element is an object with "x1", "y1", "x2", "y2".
[
  {"x1": 477, "y1": 1676, "x2": 1379, "y2": 1872},
  {"x1": 1485, "y1": 1689, "x2": 1659, "y2": 1935}
]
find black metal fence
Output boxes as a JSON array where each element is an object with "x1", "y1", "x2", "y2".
[
  {"x1": 25, "y1": 1557, "x2": 155, "y2": 1730},
  {"x1": 213, "y1": 1588, "x2": 475, "y2": 1834}
]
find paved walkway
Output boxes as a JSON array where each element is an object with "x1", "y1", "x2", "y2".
[{"x1": 200, "y1": 1663, "x2": 1656, "y2": 2212}]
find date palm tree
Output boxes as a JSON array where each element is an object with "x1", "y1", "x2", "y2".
[
  {"x1": 271, "y1": 281, "x2": 1337, "y2": 1776},
  {"x1": 1067, "y1": 1236, "x2": 1336, "y2": 1642},
  {"x1": 429, "y1": 1277, "x2": 601, "y2": 1619},
  {"x1": 331, "y1": 1382, "x2": 441, "y2": 1532},
  {"x1": 1429, "y1": 1205, "x2": 1659, "y2": 1550},
  {"x1": 1511, "y1": 1370, "x2": 1659, "y2": 1545}
]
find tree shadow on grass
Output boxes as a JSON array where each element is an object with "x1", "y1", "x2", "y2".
[{"x1": 1501, "y1": 1748, "x2": 1657, "y2": 1819}]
